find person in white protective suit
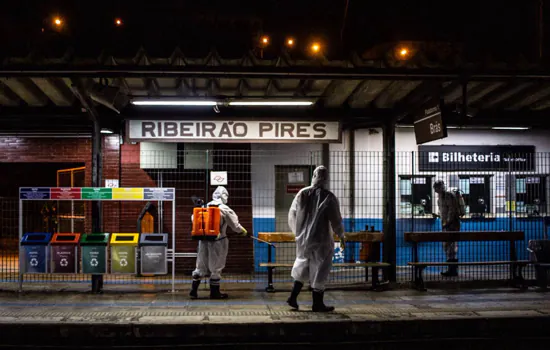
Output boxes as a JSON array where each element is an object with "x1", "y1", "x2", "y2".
[
  {"x1": 433, "y1": 180, "x2": 461, "y2": 277},
  {"x1": 287, "y1": 165, "x2": 345, "y2": 312},
  {"x1": 189, "y1": 186, "x2": 248, "y2": 299}
]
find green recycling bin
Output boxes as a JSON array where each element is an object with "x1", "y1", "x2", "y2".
[
  {"x1": 80, "y1": 233, "x2": 110, "y2": 274},
  {"x1": 110, "y1": 233, "x2": 139, "y2": 274},
  {"x1": 139, "y1": 233, "x2": 168, "y2": 275}
]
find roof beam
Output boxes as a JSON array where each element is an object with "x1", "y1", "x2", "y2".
[
  {"x1": 0, "y1": 78, "x2": 49, "y2": 106},
  {"x1": 6, "y1": 66, "x2": 550, "y2": 81},
  {"x1": 476, "y1": 83, "x2": 532, "y2": 109},
  {"x1": 30, "y1": 78, "x2": 74, "y2": 106},
  {"x1": 0, "y1": 81, "x2": 21, "y2": 106}
]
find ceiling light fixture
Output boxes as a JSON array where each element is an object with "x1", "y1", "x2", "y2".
[
  {"x1": 229, "y1": 101, "x2": 314, "y2": 106},
  {"x1": 131, "y1": 100, "x2": 217, "y2": 106},
  {"x1": 100, "y1": 128, "x2": 114, "y2": 134},
  {"x1": 491, "y1": 126, "x2": 530, "y2": 130}
]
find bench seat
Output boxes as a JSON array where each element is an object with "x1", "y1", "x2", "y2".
[
  {"x1": 405, "y1": 231, "x2": 526, "y2": 291},
  {"x1": 260, "y1": 262, "x2": 391, "y2": 268}
]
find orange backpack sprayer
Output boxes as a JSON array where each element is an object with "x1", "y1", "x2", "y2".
[{"x1": 191, "y1": 196, "x2": 221, "y2": 241}]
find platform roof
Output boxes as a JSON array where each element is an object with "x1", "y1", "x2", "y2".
[{"x1": 1, "y1": 48, "x2": 550, "y2": 134}]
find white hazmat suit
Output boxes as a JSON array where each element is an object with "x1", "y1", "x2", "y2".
[
  {"x1": 287, "y1": 165, "x2": 344, "y2": 312},
  {"x1": 190, "y1": 186, "x2": 246, "y2": 299}
]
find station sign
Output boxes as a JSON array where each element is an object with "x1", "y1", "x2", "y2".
[
  {"x1": 413, "y1": 100, "x2": 448, "y2": 145},
  {"x1": 144, "y1": 188, "x2": 175, "y2": 200},
  {"x1": 127, "y1": 120, "x2": 341, "y2": 143},
  {"x1": 82, "y1": 188, "x2": 113, "y2": 200},
  {"x1": 20, "y1": 188, "x2": 50, "y2": 200},
  {"x1": 51, "y1": 188, "x2": 81, "y2": 200},
  {"x1": 19, "y1": 187, "x2": 176, "y2": 201},
  {"x1": 112, "y1": 188, "x2": 143, "y2": 200},
  {"x1": 418, "y1": 145, "x2": 536, "y2": 171}
]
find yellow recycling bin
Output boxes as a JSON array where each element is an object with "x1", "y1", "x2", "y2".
[{"x1": 110, "y1": 233, "x2": 139, "y2": 274}]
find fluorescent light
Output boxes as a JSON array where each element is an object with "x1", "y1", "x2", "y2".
[
  {"x1": 229, "y1": 101, "x2": 314, "y2": 106},
  {"x1": 491, "y1": 127, "x2": 530, "y2": 130},
  {"x1": 100, "y1": 128, "x2": 114, "y2": 134},
  {"x1": 131, "y1": 100, "x2": 217, "y2": 106}
]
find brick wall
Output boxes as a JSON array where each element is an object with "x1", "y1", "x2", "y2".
[{"x1": 0, "y1": 136, "x2": 254, "y2": 275}]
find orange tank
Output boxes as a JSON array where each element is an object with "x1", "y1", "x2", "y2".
[{"x1": 192, "y1": 206, "x2": 221, "y2": 240}]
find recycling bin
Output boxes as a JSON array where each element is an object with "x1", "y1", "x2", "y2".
[
  {"x1": 139, "y1": 233, "x2": 168, "y2": 275},
  {"x1": 80, "y1": 233, "x2": 110, "y2": 274},
  {"x1": 110, "y1": 233, "x2": 139, "y2": 274},
  {"x1": 50, "y1": 233, "x2": 81, "y2": 273},
  {"x1": 20, "y1": 233, "x2": 52, "y2": 273}
]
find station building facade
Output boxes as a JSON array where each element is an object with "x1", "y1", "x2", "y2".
[{"x1": 1, "y1": 121, "x2": 549, "y2": 274}]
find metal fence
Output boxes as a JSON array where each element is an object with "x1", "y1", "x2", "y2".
[{"x1": 1, "y1": 148, "x2": 549, "y2": 289}]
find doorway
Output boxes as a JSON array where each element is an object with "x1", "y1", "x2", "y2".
[
  {"x1": 275, "y1": 165, "x2": 314, "y2": 232},
  {"x1": 274, "y1": 165, "x2": 314, "y2": 264}
]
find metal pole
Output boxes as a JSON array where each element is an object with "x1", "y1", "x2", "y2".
[
  {"x1": 91, "y1": 118, "x2": 103, "y2": 293},
  {"x1": 322, "y1": 143, "x2": 330, "y2": 191},
  {"x1": 540, "y1": 0, "x2": 544, "y2": 60},
  {"x1": 18, "y1": 199, "x2": 23, "y2": 292},
  {"x1": 172, "y1": 199, "x2": 176, "y2": 293},
  {"x1": 411, "y1": 151, "x2": 415, "y2": 232},
  {"x1": 383, "y1": 119, "x2": 397, "y2": 282},
  {"x1": 158, "y1": 172, "x2": 163, "y2": 233},
  {"x1": 349, "y1": 130, "x2": 356, "y2": 232},
  {"x1": 206, "y1": 150, "x2": 210, "y2": 200}
]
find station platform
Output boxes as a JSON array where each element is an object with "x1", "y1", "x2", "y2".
[{"x1": 0, "y1": 283, "x2": 549, "y2": 349}]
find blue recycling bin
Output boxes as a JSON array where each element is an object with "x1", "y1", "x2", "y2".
[{"x1": 20, "y1": 233, "x2": 52, "y2": 273}]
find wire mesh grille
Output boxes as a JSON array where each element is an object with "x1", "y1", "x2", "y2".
[{"x1": 1, "y1": 145, "x2": 548, "y2": 288}]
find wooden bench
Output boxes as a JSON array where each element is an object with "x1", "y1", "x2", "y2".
[
  {"x1": 405, "y1": 231, "x2": 529, "y2": 291},
  {"x1": 258, "y1": 231, "x2": 391, "y2": 292}
]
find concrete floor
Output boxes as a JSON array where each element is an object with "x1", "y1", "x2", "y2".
[
  {"x1": 0, "y1": 283, "x2": 549, "y2": 348},
  {"x1": 0, "y1": 282, "x2": 548, "y2": 321}
]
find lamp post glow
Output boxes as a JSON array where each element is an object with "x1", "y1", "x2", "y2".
[
  {"x1": 286, "y1": 38, "x2": 295, "y2": 47},
  {"x1": 311, "y1": 43, "x2": 321, "y2": 54}
]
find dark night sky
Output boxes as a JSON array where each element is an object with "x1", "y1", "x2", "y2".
[{"x1": 0, "y1": 0, "x2": 545, "y2": 60}]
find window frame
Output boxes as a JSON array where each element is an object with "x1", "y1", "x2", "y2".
[
  {"x1": 457, "y1": 174, "x2": 493, "y2": 215},
  {"x1": 398, "y1": 175, "x2": 435, "y2": 217}
]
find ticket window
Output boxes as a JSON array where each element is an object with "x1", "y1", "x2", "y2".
[
  {"x1": 399, "y1": 176, "x2": 433, "y2": 216},
  {"x1": 458, "y1": 175, "x2": 492, "y2": 215},
  {"x1": 57, "y1": 167, "x2": 85, "y2": 233},
  {"x1": 515, "y1": 176, "x2": 547, "y2": 215}
]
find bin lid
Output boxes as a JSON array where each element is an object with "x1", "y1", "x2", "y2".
[
  {"x1": 110, "y1": 233, "x2": 139, "y2": 245},
  {"x1": 20, "y1": 232, "x2": 52, "y2": 245},
  {"x1": 80, "y1": 233, "x2": 110, "y2": 246},
  {"x1": 139, "y1": 233, "x2": 168, "y2": 246},
  {"x1": 51, "y1": 233, "x2": 81, "y2": 245}
]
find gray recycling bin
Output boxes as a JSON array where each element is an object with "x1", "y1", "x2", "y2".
[
  {"x1": 20, "y1": 233, "x2": 52, "y2": 273},
  {"x1": 139, "y1": 233, "x2": 168, "y2": 275}
]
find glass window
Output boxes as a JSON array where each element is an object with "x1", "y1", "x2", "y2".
[
  {"x1": 57, "y1": 167, "x2": 86, "y2": 233},
  {"x1": 515, "y1": 176, "x2": 547, "y2": 215},
  {"x1": 399, "y1": 176, "x2": 433, "y2": 215},
  {"x1": 458, "y1": 175, "x2": 492, "y2": 214}
]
